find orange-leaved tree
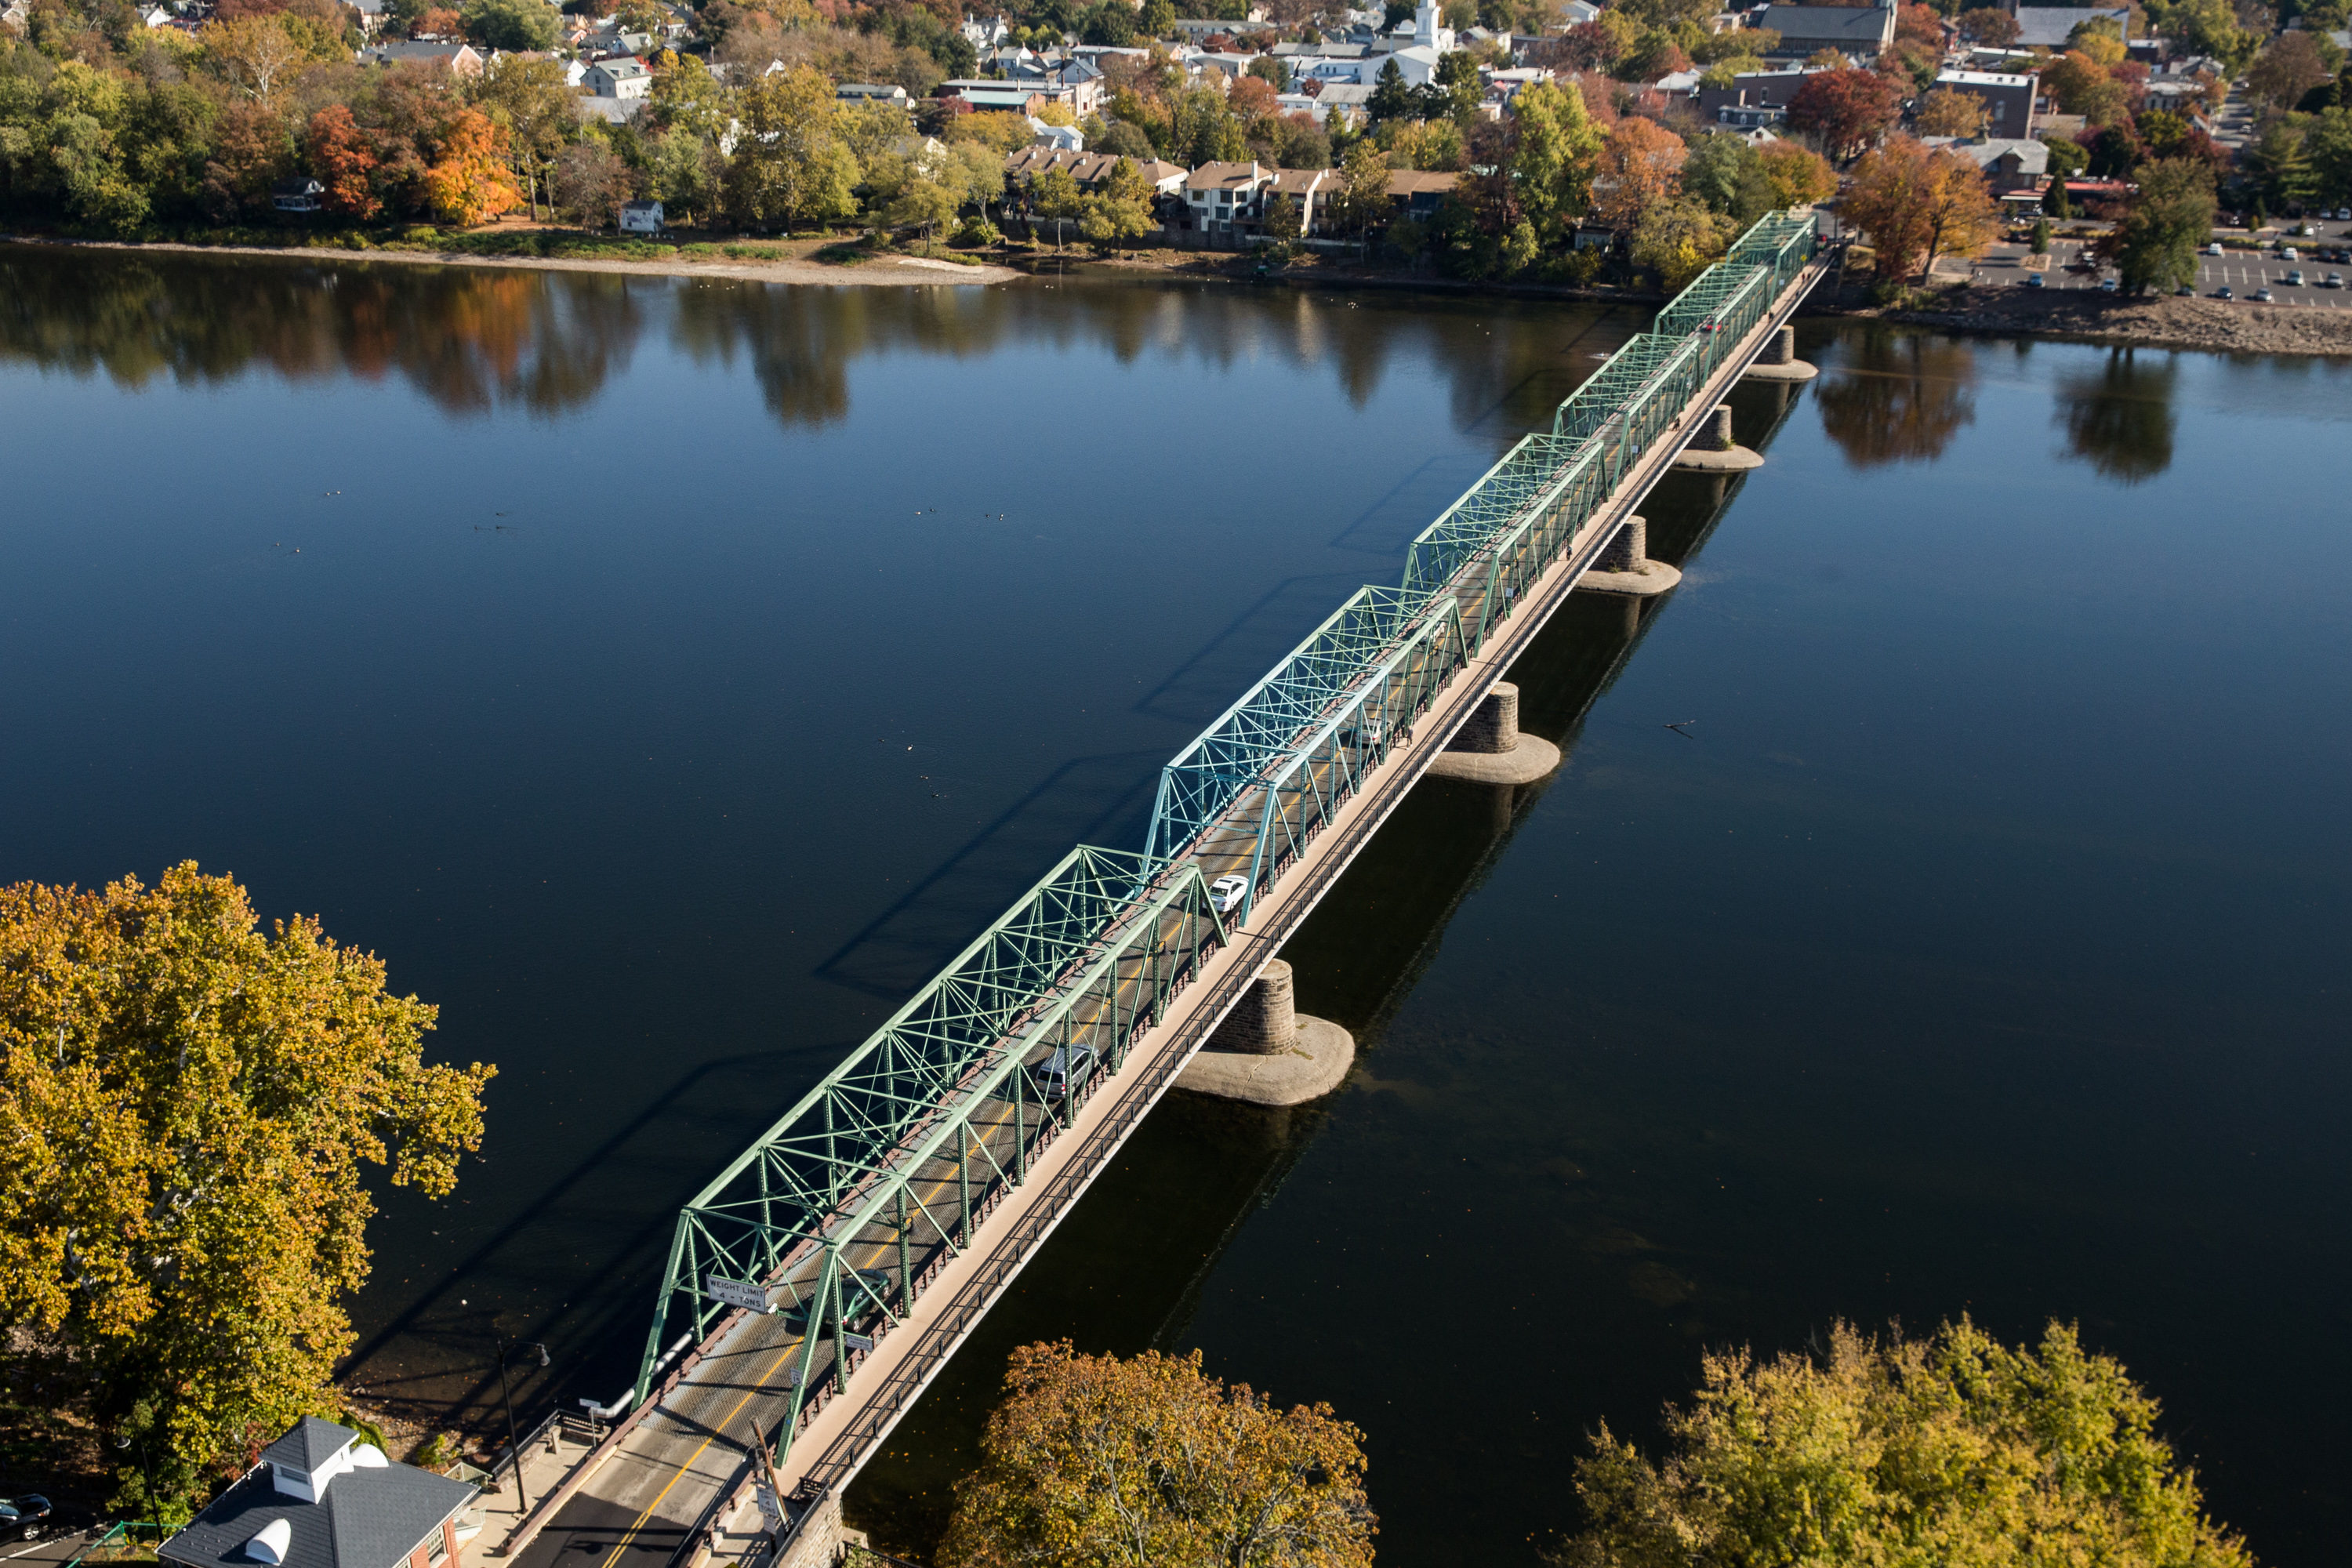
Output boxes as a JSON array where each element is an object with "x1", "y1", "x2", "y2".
[
  {"x1": 938, "y1": 1341, "x2": 1375, "y2": 1568},
  {"x1": 1591, "y1": 116, "x2": 1686, "y2": 233},
  {"x1": 0, "y1": 864, "x2": 494, "y2": 1518},
  {"x1": 423, "y1": 107, "x2": 522, "y2": 225},
  {"x1": 305, "y1": 104, "x2": 381, "y2": 219},
  {"x1": 1842, "y1": 134, "x2": 1996, "y2": 283}
]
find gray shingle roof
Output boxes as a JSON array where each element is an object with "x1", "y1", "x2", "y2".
[
  {"x1": 1759, "y1": 3, "x2": 1896, "y2": 46},
  {"x1": 260, "y1": 1418, "x2": 355, "y2": 1475},
  {"x1": 161, "y1": 1461, "x2": 474, "y2": 1568}
]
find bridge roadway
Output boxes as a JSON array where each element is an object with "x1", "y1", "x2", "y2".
[{"x1": 503, "y1": 238, "x2": 1838, "y2": 1568}]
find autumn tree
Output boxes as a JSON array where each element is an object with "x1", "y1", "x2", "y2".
[
  {"x1": 1915, "y1": 84, "x2": 1988, "y2": 138},
  {"x1": 2247, "y1": 29, "x2": 2332, "y2": 111},
  {"x1": 303, "y1": 103, "x2": 381, "y2": 218},
  {"x1": 1788, "y1": 66, "x2": 1901, "y2": 160},
  {"x1": 2107, "y1": 158, "x2": 2216, "y2": 296},
  {"x1": 0, "y1": 865, "x2": 493, "y2": 1518},
  {"x1": 1509, "y1": 75, "x2": 1602, "y2": 247},
  {"x1": 554, "y1": 140, "x2": 630, "y2": 227},
  {"x1": 202, "y1": 14, "x2": 309, "y2": 107},
  {"x1": 1591, "y1": 114, "x2": 1685, "y2": 231},
  {"x1": 423, "y1": 106, "x2": 521, "y2": 223},
  {"x1": 938, "y1": 1342, "x2": 1374, "y2": 1568},
  {"x1": 1955, "y1": 5, "x2": 2017, "y2": 44},
  {"x1": 470, "y1": 53, "x2": 574, "y2": 220},
  {"x1": 1631, "y1": 194, "x2": 1730, "y2": 289},
  {"x1": 723, "y1": 63, "x2": 858, "y2": 233},
  {"x1": 1843, "y1": 134, "x2": 1993, "y2": 283},
  {"x1": 1548, "y1": 1318, "x2": 2251, "y2": 1568},
  {"x1": 1749, "y1": 138, "x2": 1837, "y2": 209}
]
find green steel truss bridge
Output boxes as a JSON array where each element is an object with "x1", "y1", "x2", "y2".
[{"x1": 500, "y1": 211, "x2": 1831, "y2": 1568}]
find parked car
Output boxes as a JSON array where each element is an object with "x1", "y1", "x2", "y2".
[
  {"x1": 1209, "y1": 873, "x2": 1248, "y2": 915},
  {"x1": 2254, "y1": 286, "x2": 2274, "y2": 301},
  {"x1": 2338, "y1": 208, "x2": 2352, "y2": 221},
  {"x1": 2286, "y1": 269, "x2": 2305, "y2": 286},
  {"x1": 2281, "y1": 246, "x2": 2298, "y2": 261},
  {"x1": 0, "y1": 1497, "x2": 52, "y2": 1545},
  {"x1": 2175, "y1": 284, "x2": 2195, "y2": 296},
  {"x1": 1038, "y1": 1043, "x2": 1094, "y2": 1100},
  {"x1": 2326, "y1": 273, "x2": 2345, "y2": 289},
  {"x1": 2205, "y1": 241, "x2": 2224, "y2": 256},
  {"x1": 2097, "y1": 277, "x2": 2118, "y2": 292},
  {"x1": 2215, "y1": 285, "x2": 2234, "y2": 299},
  {"x1": 2024, "y1": 273, "x2": 2045, "y2": 289}
]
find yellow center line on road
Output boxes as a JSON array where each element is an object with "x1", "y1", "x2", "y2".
[{"x1": 590, "y1": 1334, "x2": 804, "y2": 1568}]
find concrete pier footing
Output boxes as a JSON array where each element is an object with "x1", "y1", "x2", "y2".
[
  {"x1": 1671, "y1": 403, "x2": 1764, "y2": 472},
  {"x1": 1177, "y1": 960, "x2": 1355, "y2": 1106},
  {"x1": 1577, "y1": 514, "x2": 1682, "y2": 597},
  {"x1": 1741, "y1": 323, "x2": 1819, "y2": 383},
  {"x1": 1423, "y1": 681, "x2": 1561, "y2": 785}
]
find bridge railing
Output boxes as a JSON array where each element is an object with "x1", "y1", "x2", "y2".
[{"x1": 633, "y1": 844, "x2": 1229, "y2": 1429}]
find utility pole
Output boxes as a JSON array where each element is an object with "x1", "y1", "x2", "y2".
[{"x1": 493, "y1": 1334, "x2": 551, "y2": 1515}]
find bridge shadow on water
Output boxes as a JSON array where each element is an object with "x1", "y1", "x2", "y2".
[{"x1": 840, "y1": 373, "x2": 1810, "y2": 1559}]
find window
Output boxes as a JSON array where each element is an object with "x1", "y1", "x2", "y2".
[{"x1": 426, "y1": 1530, "x2": 448, "y2": 1566}]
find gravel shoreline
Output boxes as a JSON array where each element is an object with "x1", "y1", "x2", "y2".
[{"x1": 1866, "y1": 285, "x2": 2352, "y2": 357}]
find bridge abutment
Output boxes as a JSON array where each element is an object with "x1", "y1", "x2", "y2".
[
  {"x1": 1671, "y1": 403, "x2": 1764, "y2": 472},
  {"x1": 1177, "y1": 959, "x2": 1354, "y2": 1106},
  {"x1": 1425, "y1": 681, "x2": 1560, "y2": 784},
  {"x1": 1741, "y1": 324, "x2": 1819, "y2": 383},
  {"x1": 1577, "y1": 514, "x2": 1682, "y2": 598}
]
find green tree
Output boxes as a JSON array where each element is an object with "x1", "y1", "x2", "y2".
[
  {"x1": 2308, "y1": 105, "x2": 2352, "y2": 205},
  {"x1": 1549, "y1": 1318, "x2": 2251, "y2": 1568},
  {"x1": 938, "y1": 1342, "x2": 1374, "y2": 1568},
  {"x1": 459, "y1": 0, "x2": 556, "y2": 49},
  {"x1": 1509, "y1": 75, "x2": 1601, "y2": 248},
  {"x1": 1167, "y1": 81, "x2": 1245, "y2": 165},
  {"x1": 1080, "y1": 154, "x2": 1156, "y2": 252},
  {"x1": 1367, "y1": 55, "x2": 1415, "y2": 122},
  {"x1": 2245, "y1": 118, "x2": 2316, "y2": 209},
  {"x1": 645, "y1": 124, "x2": 719, "y2": 225},
  {"x1": 648, "y1": 52, "x2": 734, "y2": 144},
  {"x1": 0, "y1": 865, "x2": 492, "y2": 1519},
  {"x1": 470, "y1": 53, "x2": 573, "y2": 219},
  {"x1": 1434, "y1": 48, "x2": 1482, "y2": 121},
  {"x1": 723, "y1": 63, "x2": 858, "y2": 233},
  {"x1": 2107, "y1": 158, "x2": 2215, "y2": 295},
  {"x1": 1027, "y1": 162, "x2": 1084, "y2": 249},
  {"x1": 1679, "y1": 129, "x2": 1747, "y2": 214},
  {"x1": 1630, "y1": 192, "x2": 1729, "y2": 289}
]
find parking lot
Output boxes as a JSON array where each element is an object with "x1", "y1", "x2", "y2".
[{"x1": 1968, "y1": 230, "x2": 2352, "y2": 307}]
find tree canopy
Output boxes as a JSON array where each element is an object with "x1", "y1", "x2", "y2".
[
  {"x1": 1551, "y1": 1318, "x2": 2251, "y2": 1568},
  {"x1": 940, "y1": 1341, "x2": 1374, "y2": 1568},
  {"x1": 0, "y1": 863, "x2": 493, "y2": 1517}
]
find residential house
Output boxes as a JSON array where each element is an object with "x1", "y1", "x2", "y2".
[
  {"x1": 960, "y1": 12, "x2": 1009, "y2": 50},
  {"x1": 361, "y1": 40, "x2": 485, "y2": 76},
  {"x1": 1004, "y1": 147, "x2": 1185, "y2": 193},
  {"x1": 159, "y1": 1421, "x2": 476, "y2": 1568},
  {"x1": 938, "y1": 82, "x2": 1049, "y2": 114},
  {"x1": 1176, "y1": 160, "x2": 1276, "y2": 244},
  {"x1": 620, "y1": 198, "x2": 665, "y2": 233},
  {"x1": 1268, "y1": 166, "x2": 1334, "y2": 234},
  {"x1": 1029, "y1": 115, "x2": 1083, "y2": 151},
  {"x1": 1929, "y1": 68, "x2": 2035, "y2": 136},
  {"x1": 1560, "y1": 0, "x2": 1602, "y2": 23},
  {"x1": 1755, "y1": 0, "x2": 1895, "y2": 61},
  {"x1": 1922, "y1": 135, "x2": 2049, "y2": 196},
  {"x1": 271, "y1": 176, "x2": 324, "y2": 212},
  {"x1": 1316, "y1": 82, "x2": 1376, "y2": 125},
  {"x1": 838, "y1": 82, "x2": 912, "y2": 106},
  {"x1": 1384, "y1": 169, "x2": 1460, "y2": 220},
  {"x1": 1003, "y1": 53, "x2": 1107, "y2": 113},
  {"x1": 1694, "y1": 65, "x2": 1818, "y2": 127},
  {"x1": 583, "y1": 56, "x2": 651, "y2": 99}
]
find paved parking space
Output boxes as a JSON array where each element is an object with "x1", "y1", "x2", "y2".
[{"x1": 1973, "y1": 237, "x2": 2352, "y2": 306}]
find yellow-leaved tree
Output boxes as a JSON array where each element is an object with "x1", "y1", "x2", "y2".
[
  {"x1": 0, "y1": 865, "x2": 494, "y2": 1517},
  {"x1": 939, "y1": 1341, "x2": 1375, "y2": 1568},
  {"x1": 1549, "y1": 1318, "x2": 2252, "y2": 1568}
]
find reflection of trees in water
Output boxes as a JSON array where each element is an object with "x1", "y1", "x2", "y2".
[
  {"x1": 0, "y1": 250, "x2": 644, "y2": 416},
  {"x1": 1816, "y1": 328, "x2": 1979, "y2": 468},
  {"x1": 2056, "y1": 349, "x2": 2176, "y2": 485},
  {"x1": 2, "y1": 252, "x2": 1624, "y2": 446}
]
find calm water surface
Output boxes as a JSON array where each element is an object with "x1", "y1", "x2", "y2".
[{"x1": 3, "y1": 248, "x2": 2346, "y2": 1566}]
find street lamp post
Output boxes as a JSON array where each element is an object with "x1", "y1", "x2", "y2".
[{"x1": 492, "y1": 1335, "x2": 551, "y2": 1515}]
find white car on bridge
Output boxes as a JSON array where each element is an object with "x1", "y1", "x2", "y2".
[{"x1": 1210, "y1": 873, "x2": 1249, "y2": 915}]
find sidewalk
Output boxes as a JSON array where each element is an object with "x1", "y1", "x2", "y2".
[{"x1": 452, "y1": 1425, "x2": 773, "y2": 1568}]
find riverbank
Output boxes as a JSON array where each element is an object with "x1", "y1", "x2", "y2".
[
  {"x1": 0, "y1": 233, "x2": 1024, "y2": 287},
  {"x1": 1871, "y1": 281, "x2": 2352, "y2": 357}
]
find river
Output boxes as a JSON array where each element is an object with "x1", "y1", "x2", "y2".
[{"x1": 2, "y1": 246, "x2": 2345, "y2": 1565}]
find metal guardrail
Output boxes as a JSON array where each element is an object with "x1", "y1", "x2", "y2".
[{"x1": 62, "y1": 1523, "x2": 172, "y2": 1568}]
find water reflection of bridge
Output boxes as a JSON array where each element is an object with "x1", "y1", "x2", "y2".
[{"x1": 499, "y1": 213, "x2": 1835, "y2": 1568}]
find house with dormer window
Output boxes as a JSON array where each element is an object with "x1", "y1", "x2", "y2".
[{"x1": 159, "y1": 1420, "x2": 477, "y2": 1568}]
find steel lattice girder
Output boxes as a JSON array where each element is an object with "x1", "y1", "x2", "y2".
[
  {"x1": 633, "y1": 844, "x2": 1229, "y2": 1420},
  {"x1": 1143, "y1": 586, "x2": 1467, "y2": 868}
]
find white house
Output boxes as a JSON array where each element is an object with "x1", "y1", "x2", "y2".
[
  {"x1": 159, "y1": 1420, "x2": 476, "y2": 1568},
  {"x1": 583, "y1": 56, "x2": 651, "y2": 98},
  {"x1": 620, "y1": 199, "x2": 665, "y2": 234},
  {"x1": 1387, "y1": 44, "x2": 1444, "y2": 85},
  {"x1": 1029, "y1": 116, "x2": 1084, "y2": 151}
]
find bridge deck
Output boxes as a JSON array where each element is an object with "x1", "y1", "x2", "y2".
[{"x1": 502, "y1": 240, "x2": 1837, "y2": 1568}]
